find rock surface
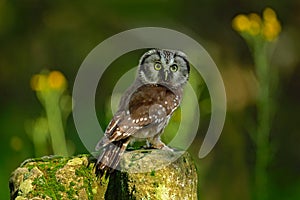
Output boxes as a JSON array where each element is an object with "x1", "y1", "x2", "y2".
[{"x1": 9, "y1": 150, "x2": 198, "y2": 200}]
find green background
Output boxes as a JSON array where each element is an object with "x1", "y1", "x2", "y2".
[{"x1": 1, "y1": 0, "x2": 300, "y2": 199}]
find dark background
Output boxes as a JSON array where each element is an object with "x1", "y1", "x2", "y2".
[{"x1": 1, "y1": 0, "x2": 300, "y2": 199}]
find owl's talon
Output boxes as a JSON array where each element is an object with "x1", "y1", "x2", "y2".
[
  {"x1": 151, "y1": 142, "x2": 173, "y2": 151},
  {"x1": 161, "y1": 145, "x2": 174, "y2": 151}
]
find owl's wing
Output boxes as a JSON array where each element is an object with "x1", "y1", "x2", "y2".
[
  {"x1": 95, "y1": 110, "x2": 149, "y2": 151},
  {"x1": 95, "y1": 112, "x2": 125, "y2": 150},
  {"x1": 95, "y1": 84, "x2": 180, "y2": 151}
]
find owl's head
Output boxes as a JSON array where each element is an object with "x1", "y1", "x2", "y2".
[{"x1": 138, "y1": 49, "x2": 190, "y2": 89}]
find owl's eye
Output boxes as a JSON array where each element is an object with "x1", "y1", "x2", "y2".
[
  {"x1": 170, "y1": 64, "x2": 178, "y2": 72},
  {"x1": 154, "y1": 62, "x2": 162, "y2": 71}
]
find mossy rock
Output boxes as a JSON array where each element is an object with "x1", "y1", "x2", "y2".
[
  {"x1": 10, "y1": 150, "x2": 198, "y2": 200},
  {"x1": 107, "y1": 150, "x2": 198, "y2": 200},
  {"x1": 9, "y1": 155, "x2": 105, "y2": 200}
]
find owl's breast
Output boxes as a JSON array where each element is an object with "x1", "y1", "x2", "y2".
[{"x1": 128, "y1": 84, "x2": 180, "y2": 121}]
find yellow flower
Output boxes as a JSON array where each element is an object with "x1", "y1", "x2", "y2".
[
  {"x1": 263, "y1": 21, "x2": 281, "y2": 41},
  {"x1": 232, "y1": 13, "x2": 262, "y2": 36},
  {"x1": 31, "y1": 70, "x2": 67, "y2": 92},
  {"x1": 262, "y1": 8, "x2": 281, "y2": 41},
  {"x1": 263, "y1": 7, "x2": 277, "y2": 22},
  {"x1": 248, "y1": 13, "x2": 262, "y2": 36},
  {"x1": 232, "y1": 14, "x2": 250, "y2": 32},
  {"x1": 30, "y1": 74, "x2": 48, "y2": 91},
  {"x1": 232, "y1": 7, "x2": 281, "y2": 42},
  {"x1": 48, "y1": 71, "x2": 67, "y2": 90}
]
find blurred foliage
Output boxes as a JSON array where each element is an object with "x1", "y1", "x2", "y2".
[
  {"x1": 26, "y1": 70, "x2": 72, "y2": 156},
  {"x1": 233, "y1": 7, "x2": 281, "y2": 200},
  {"x1": 1, "y1": 0, "x2": 300, "y2": 199}
]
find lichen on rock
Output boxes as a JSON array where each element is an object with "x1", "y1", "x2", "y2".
[
  {"x1": 10, "y1": 150, "x2": 198, "y2": 200},
  {"x1": 105, "y1": 150, "x2": 198, "y2": 200},
  {"x1": 9, "y1": 155, "x2": 104, "y2": 200}
]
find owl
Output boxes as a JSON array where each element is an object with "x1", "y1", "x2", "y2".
[{"x1": 95, "y1": 49, "x2": 190, "y2": 177}]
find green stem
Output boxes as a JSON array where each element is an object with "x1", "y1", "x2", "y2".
[
  {"x1": 44, "y1": 90, "x2": 68, "y2": 156},
  {"x1": 253, "y1": 41, "x2": 271, "y2": 200}
]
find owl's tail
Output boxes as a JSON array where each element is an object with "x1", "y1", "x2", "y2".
[{"x1": 95, "y1": 138, "x2": 130, "y2": 178}]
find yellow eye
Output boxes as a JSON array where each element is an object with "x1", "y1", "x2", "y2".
[
  {"x1": 154, "y1": 62, "x2": 162, "y2": 71},
  {"x1": 170, "y1": 64, "x2": 178, "y2": 72}
]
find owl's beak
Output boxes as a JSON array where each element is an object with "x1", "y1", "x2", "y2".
[{"x1": 164, "y1": 71, "x2": 169, "y2": 81}]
